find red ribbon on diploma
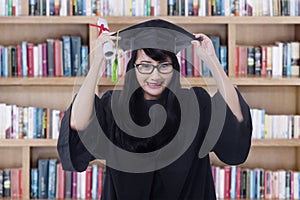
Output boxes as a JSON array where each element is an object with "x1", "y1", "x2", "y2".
[{"x1": 89, "y1": 23, "x2": 110, "y2": 36}]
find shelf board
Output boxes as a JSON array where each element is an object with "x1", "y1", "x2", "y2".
[
  {"x1": 0, "y1": 139, "x2": 299, "y2": 147},
  {"x1": 0, "y1": 16, "x2": 97, "y2": 24},
  {"x1": 251, "y1": 139, "x2": 300, "y2": 147},
  {"x1": 1, "y1": 16, "x2": 300, "y2": 25},
  {"x1": 0, "y1": 77, "x2": 299, "y2": 86},
  {"x1": 0, "y1": 139, "x2": 57, "y2": 147}
]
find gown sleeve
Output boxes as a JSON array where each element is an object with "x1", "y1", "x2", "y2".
[
  {"x1": 211, "y1": 89, "x2": 253, "y2": 165},
  {"x1": 57, "y1": 91, "x2": 113, "y2": 172}
]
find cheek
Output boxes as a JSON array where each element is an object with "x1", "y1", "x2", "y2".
[{"x1": 135, "y1": 69, "x2": 146, "y2": 85}]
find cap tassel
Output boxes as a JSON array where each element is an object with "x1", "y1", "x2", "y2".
[{"x1": 111, "y1": 30, "x2": 120, "y2": 82}]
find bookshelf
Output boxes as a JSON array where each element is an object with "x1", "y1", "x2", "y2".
[{"x1": 0, "y1": 1, "x2": 300, "y2": 199}]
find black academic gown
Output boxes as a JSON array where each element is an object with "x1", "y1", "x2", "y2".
[{"x1": 57, "y1": 87, "x2": 252, "y2": 200}]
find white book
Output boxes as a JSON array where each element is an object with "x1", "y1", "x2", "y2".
[
  {"x1": 0, "y1": 104, "x2": 5, "y2": 139},
  {"x1": 272, "y1": 171, "x2": 279, "y2": 198},
  {"x1": 294, "y1": 172, "x2": 299, "y2": 199},
  {"x1": 278, "y1": 170, "x2": 286, "y2": 199},
  {"x1": 215, "y1": 166, "x2": 220, "y2": 199},
  {"x1": 275, "y1": 42, "x2": 283, "y2": 76},
  {"x1": 38, "y1": 44, "x2": 43, "y2": 76},
  {"x1": 5, "y1": 105, "x2": 12, "y2": 139},
  {"x1": 224, "y1": 0, "x2": 230, "y2": 16},
  {"x1": 60, "y1": 0, "x2": 67, "y2": 16},
  {"x1": 294, "y1": 115, "x2": 300, "y2": 139},
  {"x1": 27, "y1": 107, "x2": 34, "y2": 139},
  {"x1": 12, "y1": 105, "x2": 19, "y2": 139},
  {"x1": 33, "y1": 45, "x2": 39, "y2": 77},
  {"x1": 271, "y1": 45, "x2": 280, "y2": 77},
  {"x1": 219, "y1": 168, "x2": 224, "y2": 199},
  {"x1": 0, "y1": 1, "x2": 5, "y2": 16},
  {"x1": 77, "y1": 172, "x2": 81, "y2": 198},
  {"x1": 290, "y1": 0, "x2": 296, "y2": 16},
  {"x1": 46, "y1": 0, "x2": 50, "y2": 16},
  {"x1": 86, "y1": 0, "x2": 92, "y2": 16},
  {"x1": 23, "y1": 107, "x2": 28, "y2": 139},
  {"x1": 80, "y1": 171, "x2": 86, "y2": 199}
]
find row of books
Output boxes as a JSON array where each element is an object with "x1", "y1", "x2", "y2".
[
  {"x1": 250, "y1": 108, "x2": 300, "y2": 139},
  {"x1": 31, "y1": 159, "x2": 105, "y2": 199},
  {"x1": 0, "y1": 104, "x2": 63, "y2": 139},
  {"x1": 235, "y1": 42, "x2": 300, "y2": 77},
  {"x1": 0, "y1": 0, "x2": 22, "y2": 16},
  {"x1": 29, "y1": 0, "x2": 161, "y2": 16},
  {"x1": 211, "y1": 165, "x2": 300, "y2": 199},
  {"x1": 100, "y1": 35, "x2": 227, "y2": 78},
  {"x1": 168, "y1": 0, "x2": 300, "y2": 16},
  {"x1": 0, "y1": 168, "x2": 22, "y2": 198},
  {"x1": 0, "y1": 36, "x2": 88, "y2": 77}
]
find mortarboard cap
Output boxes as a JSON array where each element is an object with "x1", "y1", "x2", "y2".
[{"x1": 113, "y1": 19, "x2": 197, "y2": 54}]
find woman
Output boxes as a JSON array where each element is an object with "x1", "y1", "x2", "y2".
[{"x1": 58, "y1": 19, "x2": 252, "y2": 199}]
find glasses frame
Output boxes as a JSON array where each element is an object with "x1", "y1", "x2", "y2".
[{"x1": 134, "y1": 62, "x2": 173, "y2": 74}]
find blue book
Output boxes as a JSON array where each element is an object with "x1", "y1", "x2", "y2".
[
  {"x1": 48, "y1": 159, "x2": 57, "y2": 198},
  {"x1": 220, "y1": 45, "x2": 228, "y2": 74},
  {"x1": 250, "y1": 170, "x2": 256, "y2": 199},
  {"x1": 30, "y1": 169, "x2": 39, "y2": 198},
  {"x1": 82, "y1": 0, "x2": 86, "y2": 15},
  {"x1": 92, "y1": 165, "x2": 98, "y2": 199},
  {"x1": 80, "y1": 45, "x2": 89, "y2": 76},
  {"x1": 286, "y1": 43, "x2": 291, "y2": 77},
  {"x1": 0, "y1": 46, "x2": 2, "y2": 76},
  {"x1": 256, "y1": 169, "x2": 260, "y2": 198},
  {"x1": 230, "y1": 166, "x2": 237, "y2": 199},
  {"x1": 71, "y1": 36, "x2": 81, "y2": 76},
  {"x1": 62, "y1": 36, "x2": 72, "y2": 76},
  {"x1": 38, "y1": 159, "x2": 49, "y2": 198},
  {"x1": 21, "y1": 42, "x2": 28, "y2": 77},
  {"x1": 2, "y1": 47, "x2": 8, "y2": 77}
]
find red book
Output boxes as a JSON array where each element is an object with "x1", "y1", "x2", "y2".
[
  {"x1": 54, "y1": 40, "x2": 62, "y2": 77},
  {"x1": 192, "y1": 42, "x2": 201, "y2": 77},
  {"x1": 180, "y1": 49, "x2": 187, "y2": 77},
  {"x1": 98, "y1": 168, "x2": 103, "y2": 199},
  {"x1": 19, "y1": 168, "x2": 22, "y2": 198},
  {"x1": 224, "y1": 166, "x2": 231, "y2": 199},
  {"x1": 238, "y1": 46, "x2": 247, "y2": 76},
  {"x1": 27, "y1": 43, "x2": 34, "y2": 77},
  {"x1": 86, "y1": 166, "x2": 92, "y2": 199},
  {"x1": 236, "y1": 167, "x2": 241, "y2": 198},
  {"x1": 71, "y1": 172, "x2": 77, "y2": 199},
  {"x1": 11, "y1": 168, "x2": 20, "y2": 198},
  {"x1": 42, "y1": 43, "x2": 48, "y2": 76},
  {"x1": 261, "y1": 46, "x2": 267, "y2": 76},
  {"x1": 235, "y1": 46, "x2": 239, "y2": 76},
  {"x1": 57, "y1": 163, "x2": 65, "y2": 199},
  {"x1": 17, "y1": 45, "x2": 22, "y2": 77}
]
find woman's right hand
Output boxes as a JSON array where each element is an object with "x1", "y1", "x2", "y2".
[{"x1": 90, "y1": 32, "x2": 119, "y2": 74}]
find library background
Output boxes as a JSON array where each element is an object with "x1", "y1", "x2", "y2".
[{"x1": 0, "y1": 0, "x2": 300, "y2": 199}]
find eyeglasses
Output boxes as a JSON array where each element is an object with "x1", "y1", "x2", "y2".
[{"x1": 134, "y1": 62, "x2": 173, "y2": 74}]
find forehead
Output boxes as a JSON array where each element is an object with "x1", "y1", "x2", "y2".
[{"x1": 136, "y1": 49, "x2": 171, "y2": 63}]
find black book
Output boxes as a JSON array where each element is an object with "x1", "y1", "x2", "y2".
[
  {"x1": 3, "y1": 169, "x2": 11, "y2": 197},
  {"x1": 247, "y1": 46, "x2": 255, "y2": 75},
  {"x1": 254, "y1": 47, "x2": 262, "y2": 76}
]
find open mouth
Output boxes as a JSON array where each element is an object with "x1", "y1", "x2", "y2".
[{"x1": 147, "y1": 82, "x2": 163, "y2": 89}]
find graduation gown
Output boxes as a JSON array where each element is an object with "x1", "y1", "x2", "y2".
[{"x1": 57, "y1": 87, "x2": 252, "y2": 200}]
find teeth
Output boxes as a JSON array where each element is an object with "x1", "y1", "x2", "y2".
[{"x1": 148, "y1": 82, "x2": 162, "y2": 86}]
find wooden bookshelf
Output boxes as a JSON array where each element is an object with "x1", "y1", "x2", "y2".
[{"x1": 1, "y1": 4, "x2": 300, "y2": 199}]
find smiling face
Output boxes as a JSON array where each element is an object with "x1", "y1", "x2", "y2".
[{"x1": 135, "y1": 49, "x2": 174, "y2": 100}]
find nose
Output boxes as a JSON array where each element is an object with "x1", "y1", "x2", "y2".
[{"x1": 149, "y1": 68, "x2": 162, "y2": 80}]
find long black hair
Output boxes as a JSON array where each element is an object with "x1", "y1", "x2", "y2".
[{"x1": 112, "y1": 48, "x2": 182, "y2": 153}]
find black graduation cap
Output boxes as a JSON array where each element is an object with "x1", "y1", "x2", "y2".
[{"x1": 113, "y1": 19, "x2": 197, "y2": 54}]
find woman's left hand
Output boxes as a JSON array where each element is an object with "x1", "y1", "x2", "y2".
[{"x1": 191, "y1": 33, "x2": 218, "y2": 65}]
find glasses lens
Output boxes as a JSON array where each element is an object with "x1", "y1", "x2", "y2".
[
  {"x1": 138, "y1": 64, "x2": 154, "y2": 74},
  {"x1": 158, "y1": 63, "x2": 173, "y2": 73}
]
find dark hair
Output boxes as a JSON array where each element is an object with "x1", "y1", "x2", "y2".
[{"x1": 113, "y1": 49, "x2": 182, "y2": 153}]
